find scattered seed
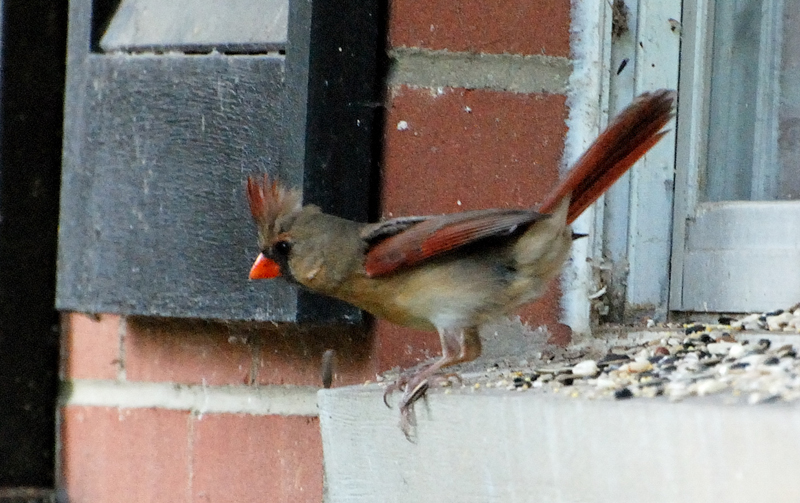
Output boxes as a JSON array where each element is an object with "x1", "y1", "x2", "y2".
[
  {"x1": 572, "y1": 360, "x2": 599, "y2": 377},
  {"x1": 394, "y1": 306, "x2": 800, "y2": 409},
  {"x1": 615, "y1": 388, "x2": 634, "y2": 400},
  {"x1": 685, "y1": 324, "x2": 705, "y2": 335},
  {"x1": 653, "y1": 346, "x2": 670, "y2": 357}
]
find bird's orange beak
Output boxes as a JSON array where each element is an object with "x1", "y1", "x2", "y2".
[{"x1": 249, "y1": 253, "x2": 281, "y2": 279}]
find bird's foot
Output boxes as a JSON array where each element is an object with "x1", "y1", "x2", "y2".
[
  {"x1": 382, "y1": 365, "x2": 459, "y2": 407},
  {"x1": 383, "y1": 364, "x2": 461, "y2": 438}
]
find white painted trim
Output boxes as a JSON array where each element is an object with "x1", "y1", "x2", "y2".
[
  {"x1": 570, "y1": 0, "x2": 681, "y2": 326},
  {"x1": 561, "y1": 0, "x2": 611, "y2": 337},
  {"x1": 623, "y1": 0, "x2": 681, "y2": 320},
  {"x1": 669, "y1": 0, "x2": 715, "y2": 310},
  {"x1": 61, "y1": 379, "x2": 319, "y2": 416}
]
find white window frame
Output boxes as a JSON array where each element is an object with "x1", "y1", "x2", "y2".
[
  {"x1": 564, "y1": 0, "x2": 681, "y2": 334},
  {"x1": 669, "y1": 0, "x2": 800, "y2": 313}
]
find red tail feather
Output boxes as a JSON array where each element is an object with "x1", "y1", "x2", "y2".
[
  {"x1": 362, "y1": 90, "x2": 676, "y2": 278},
  {"x1": 539, "y1": 89, "x2": 676, "y2": 224}
]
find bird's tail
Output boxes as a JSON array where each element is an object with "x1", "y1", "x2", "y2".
[{"x1": 538, "y1": 89, "x2": 677, "y2": 224}]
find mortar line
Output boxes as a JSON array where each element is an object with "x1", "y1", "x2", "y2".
[
  {"x1": 61, "y1": 379, "x2": 320, "y2": 416},
  {"x1": 388, "y1": 47, "x2": 572, "y2": 94}
]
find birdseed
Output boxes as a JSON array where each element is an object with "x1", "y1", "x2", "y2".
[{"x1": 377, "y1": 306, "x2": 800, "y2": 406}]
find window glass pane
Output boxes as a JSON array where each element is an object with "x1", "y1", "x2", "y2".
[
  {"x1": 705, "y1": 0, "x2": 800, "y2": 201},
  {"x1": 779, "y1": 1, "x2": 800, "y2": 199}
]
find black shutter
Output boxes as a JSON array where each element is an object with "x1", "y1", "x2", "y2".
[{"x1": 56, "y1": 0, "x2": 382, "y2": 322}]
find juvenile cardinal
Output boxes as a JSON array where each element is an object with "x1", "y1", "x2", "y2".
[{"x1": 246, "y1": 89, "x2": 676, "y2": 428}]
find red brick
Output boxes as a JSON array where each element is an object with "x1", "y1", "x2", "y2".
[
  {"x1": 61, "y1": 313, "x2": 121, "y2": 380},
  {"x1": 377, "y1": 87, "x2": 570, "y2": 359},
  {"x1": 61, "y1": 406, "x2": 191, "y2": 503},
  {"x1": 191, "y1": 414, "x2": 322, "y2": 503},
  {"x1": 124, "y1": 317, "x2": 252, "y2": 386},
  {"x1": 383, "y1": 87, "x2": 567, "y2": 216},
  {"x1": 252, "y1": 324, "x2": 376, "y2": 387},
  {"x1": 389, "y1": 0, "x2": 570, "y2": 57},
  {"x1": 373, "y1": 320, "x2": 440, "y2": 372}
]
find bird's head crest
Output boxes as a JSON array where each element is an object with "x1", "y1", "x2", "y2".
[{"x1": 246, "y1": 174, "x2": 302, "y2": 248}]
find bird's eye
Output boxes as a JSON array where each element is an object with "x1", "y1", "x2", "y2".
[{"x1": 273, "y1": 240, "x2": 292, "y2": 255}]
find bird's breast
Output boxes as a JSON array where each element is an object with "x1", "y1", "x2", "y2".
[{"x1": 334, "y1": 252, "x2": 525, "y2": 331}]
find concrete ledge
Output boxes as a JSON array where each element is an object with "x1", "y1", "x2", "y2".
[{"x1": 319, "y1": 385, "x2": 800, "y2": 503}]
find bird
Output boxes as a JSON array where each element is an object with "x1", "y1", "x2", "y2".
[{"x1": 246, "y1": 89, "x2": 676, "y2": 431}]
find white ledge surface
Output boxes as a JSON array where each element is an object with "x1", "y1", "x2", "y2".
[{"x1": 319, "y1": 385, "x2": 800, "y2": 503}]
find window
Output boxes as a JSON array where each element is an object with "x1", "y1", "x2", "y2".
[
  {"x1": 705, "y1": 0, "x2": 800, "y2": 202},
  {"x1": 586, "y1": 0, "x2": 800, "y2": 321},
  {"x1": 670, "y1": 0, "x2": 800, "y2": 312}
]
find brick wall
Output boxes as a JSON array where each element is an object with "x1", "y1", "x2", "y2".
[{"x1": 58, "y1": 0, "x2": 572, "y2": 501}]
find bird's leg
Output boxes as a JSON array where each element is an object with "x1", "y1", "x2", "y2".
[
  {"x1": 384, "y1": 327, "x2": 481, "y2": 434},
  {"x1": 400, "y1": 327, "x2": 480, "y2": 402},
  {"x1": 383, "y1": 327, "x2": 479, "y2": 403}
]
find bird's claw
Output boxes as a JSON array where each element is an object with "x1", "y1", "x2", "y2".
[
  {"x1": 382, "y1": 365, "x2": 418, "y2": 408},
  {"x1": 382, "y1": 363, "x2": 434, "y2": 408},
  {"x1": 397, "y1": 376, "x2": 429, "y2": 439},
  {"x1": 383, "y1": 364, "x2": 463, "y2": 438}
]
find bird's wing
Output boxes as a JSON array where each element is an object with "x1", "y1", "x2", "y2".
[
  {"x1": 363, "y1": 208, "x2": 546, "y2": 277},
  {"x1": 360, "y1": 216, "x2": 432, "y2": 243}
]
